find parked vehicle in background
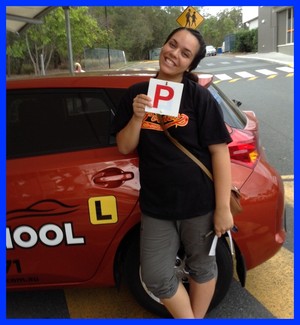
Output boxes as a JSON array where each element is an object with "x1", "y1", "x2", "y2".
[
  {"x1": 6, "y1": 72, "x2": 286, "y2": 318},
  {"x1": 206, "y1": 45, "x2": 217, "y2": 56}
]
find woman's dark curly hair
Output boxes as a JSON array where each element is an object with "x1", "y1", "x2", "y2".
[{"x1": 163, "y1": 27, "x2": 207, "y2": 72}]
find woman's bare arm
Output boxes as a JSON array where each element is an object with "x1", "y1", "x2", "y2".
[
  {"x1": 209, "y1": 142, "x2": 234, "y2": 237},
  {"x1": 116, "y1": 94, "x2": 152, "y2": 154}
]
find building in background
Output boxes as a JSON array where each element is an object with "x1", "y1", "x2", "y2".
[
  {"x1": 242, "y1": 6, "x2": 294, "y2": 55},
  {"x1": 258, "y1": 6, "x2": 294, "y2": 55},
  {"x1": 242, "y1": 6, "x2": 258, "y2": 30}
]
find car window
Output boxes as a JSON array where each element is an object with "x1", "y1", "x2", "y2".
[
  {"x1": 7, "y1": 89, "x2": 119, "y2": 159},
  {"x1": 208, "y1": 85, "x2": 247, "y2": 129}
]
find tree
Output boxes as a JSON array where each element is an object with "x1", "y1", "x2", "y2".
[
  {"x1": 90, "y1": 6, "x2": 184, "y2": 60},
  {"x1": 7, "y1": 6, "x2": 107, "y2": 75},
  {"x1": 200, "y1": 16, "x2": 221, "y2": 47},
  {"x1": 108, "y1": 7, "x2": 153, "y2": 60},
  {"x1": 7, "y1": 6, "x2": 246, "y2": 75},
  {"x1": 6, "y1": 32, "x2": 28, "y2": 76},
  {"x1": 200, "y1": 7, "x2": 242, "y2": 48}
]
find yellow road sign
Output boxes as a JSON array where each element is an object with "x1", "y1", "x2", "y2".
[{"x1": 176, "y1": 6, "x2": 204, "y2": 29}]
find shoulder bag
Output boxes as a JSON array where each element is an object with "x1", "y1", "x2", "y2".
[{"x1": 158, "y1": 115, "x2": 242, "y2": 217}]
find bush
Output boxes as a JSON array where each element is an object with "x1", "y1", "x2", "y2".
[{"x1": 235, "y1": 28, "x2": 258, "y2": 53}]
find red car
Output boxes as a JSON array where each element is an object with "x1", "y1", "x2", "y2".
[{"x1": 6, "y1": 73, "x2": 286, "y2": 317}]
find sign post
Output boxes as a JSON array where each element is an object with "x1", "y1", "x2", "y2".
[{"x1": 176, "y1": 6, "x2": 204, "y2": 29}]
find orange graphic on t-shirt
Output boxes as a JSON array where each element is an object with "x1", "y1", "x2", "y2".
[{"x1": 142, "y1": 113, "x2": 189, "y2": 131}]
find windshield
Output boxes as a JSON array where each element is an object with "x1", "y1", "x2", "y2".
[{"x1": 209, "y1": 84, "x2": 247, "y2": 129}]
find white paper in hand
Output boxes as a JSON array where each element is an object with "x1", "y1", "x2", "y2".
[
  {"x1": 208, "y1": 231, "x2": 235, "y2": 256},
  {"x1": 146, "y1": 78, "x2": 184, "y2": 117},
  {"x1": 209, "y1": 235, "x2": 218, "y2": 256}
]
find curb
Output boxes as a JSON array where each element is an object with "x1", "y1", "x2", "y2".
[{"x1": 235, "y1": 55, "x2": 294, "y2": 68}]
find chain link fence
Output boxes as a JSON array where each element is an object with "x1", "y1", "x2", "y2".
[{"x1": 84, "y1": 48, "x2": 127, "y2": 70}]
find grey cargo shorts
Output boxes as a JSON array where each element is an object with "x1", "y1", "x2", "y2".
[{"x1": 140, "y1": 212, "x2": 218, "y2": 299}]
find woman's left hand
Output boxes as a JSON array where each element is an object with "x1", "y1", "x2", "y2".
[{"x1": 213, "y1": 208, "x2": 234, "y2": 238}]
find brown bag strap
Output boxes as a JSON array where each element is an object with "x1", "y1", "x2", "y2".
[{"x1": 158, "y1": 114, "x2": 213, "y2": 182}]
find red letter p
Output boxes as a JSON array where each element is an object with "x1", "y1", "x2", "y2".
[{"x1": 153, "y1": 85, "x2": 174, "y2": 108}]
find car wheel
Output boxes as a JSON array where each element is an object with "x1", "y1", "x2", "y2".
[{"x1": 124, "y1": 236, "x2": 233, "y2": 318}]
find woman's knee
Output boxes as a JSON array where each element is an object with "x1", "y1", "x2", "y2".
[{"x1": 141, "y1": 268, "x2": 179, "y2": 299}]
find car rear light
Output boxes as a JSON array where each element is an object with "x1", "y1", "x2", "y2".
[
  {"x1": 228, "y1": 129, "x2": 259, "y2": 168},
  {"x1": 229, "y1": 142, "x2": 259, "y2": 167},
  {"x1": 198, "y1": 74, "x2": 214, "y2": 88}
]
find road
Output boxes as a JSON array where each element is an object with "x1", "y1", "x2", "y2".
[
  {"x1": 199, "y1": 54, "x2": 294, "y2": 318},
  {"x1": 7, "y1": 54, "x2": 294, "y2": 319}
]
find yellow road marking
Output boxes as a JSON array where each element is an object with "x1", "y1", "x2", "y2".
[
  {"x1": 213, "y1": 73, "x2": 292, "y2": 84},
  {"x1": 281, "y1": 175, "x2": 294, "y2": 180},
  {"x1": 229, "y1": 78, "x2": 241, "y2": 83},
  {"x1": 65, "y1": 285, "x2": 156, "y2": 318},
  {"x1": 282, "y1": 175, "x2": 294, "y2": 206},
  {"x1": 243, "y1": 247, "x2": 294, "y2": 319},
  {"x1": 239, "y1": 175, "x2": 294, "y2": 318}
]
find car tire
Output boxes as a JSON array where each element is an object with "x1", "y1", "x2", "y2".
[{"x1": 124, "y1": 235, "x2": 233, "y2": 318}]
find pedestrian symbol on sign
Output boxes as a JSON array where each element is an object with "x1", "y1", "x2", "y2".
[{"x1": 176, "y1": 6, "x2": 204, "y2": 29}]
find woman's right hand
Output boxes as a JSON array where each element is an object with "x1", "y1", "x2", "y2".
[
  {"x1": 133, "y1": 94, "x2": 152, "y2": 119},
  {"x1": 116, "y1": 94, "x2": 152, "y2": 155}
]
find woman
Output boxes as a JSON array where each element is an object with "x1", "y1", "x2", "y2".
[
  {"x1": 112, "y1": 27, "x2": 234, "y2": 318},
  {"x1": 74, "y1": 62, "x2": 85, "y2": 73}
]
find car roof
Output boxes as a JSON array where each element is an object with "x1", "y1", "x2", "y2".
[
  {"x1": 7, "y1": 72, "x2": 214, "y2": 89},
  {"x1": 7, "y1": 74, "x2": 151, "y2": 90}
]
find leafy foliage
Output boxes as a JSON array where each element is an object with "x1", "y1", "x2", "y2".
[
  {"x1": 7, "y1": 7, "x2": 107, "y2": 75},
  {"x1": 235, "y1": 29, "x2": 258, "y2": 52},
  {"x1": 89, "y1": 6, "x2": 184, "y2": 60},
  {"x1": 7, "y1": 6, "x2": 250, "y2": 75},
  {"x1": 200, "y1": 7, "x2": 243, "y2": 48}
]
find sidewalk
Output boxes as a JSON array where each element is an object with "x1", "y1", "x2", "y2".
[{"x1": 235, "y1": 52, "x2": 294, "y2": 67}]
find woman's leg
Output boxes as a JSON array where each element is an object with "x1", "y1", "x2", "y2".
[
  {"x1": 189, "y1": 277, "x2": 216, "y2": 318},
  {"x1": 180, "y1": 212, "x2": 217, "y2": 318},
  {"x1": 160, "y1": 282, "x2": 194, "y2": 318},
  {"x1": 140, "y1": 213, "x2": 216, "y2": 319},
  {"x1": 140, "y1": 214, "x2": 194, "y2": 318}
]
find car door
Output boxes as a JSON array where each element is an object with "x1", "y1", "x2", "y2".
[{"x1": 6, "y1": 88, "x2": 140, "y2": 287}]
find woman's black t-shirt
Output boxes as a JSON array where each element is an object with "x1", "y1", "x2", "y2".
[{"x1": 112, "y1": 76, "x2": 232, "y2": 220}]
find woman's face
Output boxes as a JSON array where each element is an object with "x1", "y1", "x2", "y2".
[{"x1": 158, "y1": 29, "x2": 200, "y2": 82}]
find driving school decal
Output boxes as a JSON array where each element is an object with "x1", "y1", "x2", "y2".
[
  {"x1": 6, "y1": 199, "x2": 85, "y2": 250},
  {"x1": 6, "y1": 222, "x2": 85, "y2": 250},
  {"x1": 6, "y1": 197, "x2": 118, "y2": 251}
]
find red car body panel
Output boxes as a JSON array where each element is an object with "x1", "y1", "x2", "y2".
[
  {"x1": 6, "y1": 74, "x2": 286, "y2": 290},
  {"x1": 7, "y1": 148, "x2": 140, "y2": 288}
]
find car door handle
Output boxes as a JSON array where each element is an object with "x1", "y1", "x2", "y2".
[{"x1": 93, "y1": 168, "x2": 134, "y2": 188}]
